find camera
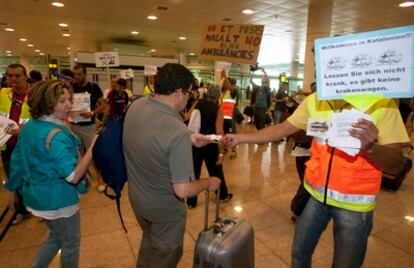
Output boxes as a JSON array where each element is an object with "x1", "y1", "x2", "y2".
[{"x1": 250, "y1": 63, "x2": 259, "y2": 72}]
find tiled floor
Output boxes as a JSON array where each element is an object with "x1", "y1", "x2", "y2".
[{"x1": 1, "y1": 123, "x2": 414, "y2": 267}]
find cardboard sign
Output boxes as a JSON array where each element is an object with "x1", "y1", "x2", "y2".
[
  {"x1": 314, "y1": 25, "x2": 414, "y2": 100},
  {"x1": 120, "y1": 68, "x2": 134, "y2": 79},
  {"x1": 144, "y1": 65, "x2": 157, "y2": 75},
  {"x1": 198, "y1": 23, "x2": 264, "y2": 64},
  {"x1": 94, "y1": 51, "x2": 120, "y2": 67}
]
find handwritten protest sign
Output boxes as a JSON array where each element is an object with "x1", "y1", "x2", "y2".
[
  {"x1": 94, "y1": 52, "x2": 120, "y2": 67},
  {"x1": 144, "y1": 65, "x2": 157, "y2": 75},
  {"x1": 198, "y1": 23, "x2": 264, "y2": 64},
  {"x1": 314, "y1": 25, "x2": 414, "y2": 100}
]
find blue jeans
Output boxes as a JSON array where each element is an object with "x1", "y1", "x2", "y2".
[
  {"x1": 30, "y1": 211, "x2": 81, "y2": 268},
  {"x1": 292, "y1": 197, "x2": 373, "y2": 268}
]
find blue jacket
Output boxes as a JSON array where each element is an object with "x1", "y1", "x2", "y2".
[{"x1": 4, "y1": 119, "x2": 81, "y2": 211}]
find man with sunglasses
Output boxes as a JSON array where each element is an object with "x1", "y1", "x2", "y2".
[
  {"x1": 1, "y1": 63, "x2": 32, "y2": 224},
  {"x1": 123, "y1": 63, "x2": 220, "y2": 267}
]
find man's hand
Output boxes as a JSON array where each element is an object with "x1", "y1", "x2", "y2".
[
  {"x1": 221, "y1": 134, "x2": 240, "y2": 147},
  {"x1": 207, "y1": 177, "x2": 221, "y2": 191},
  {"x1": 191, "y1": 133, "x2": 210, "y2": 148},
  {"x1": 349, "y1": 119, "x2": 379, "y2": 151},
  {"x1": 6, "y1": 126, "x2": 20, "y2": 136}
]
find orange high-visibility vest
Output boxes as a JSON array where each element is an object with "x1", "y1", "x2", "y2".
[
  {"x1": 220, "y1": 91, "x2": 236, "y2": 120},
  {"x1": 303, "y1": 93, "x2": 399, "y2": 212}
]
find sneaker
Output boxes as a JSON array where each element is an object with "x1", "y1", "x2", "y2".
[
  {"x1": 97, "y1": 184, "x2": 106, "y2": 193},
  {"x1": 219, "y1": 193, "x2": 234, "y2": 203},
  {"x1": 12, "y1": 212, "x2": 31, "y2": 225},
  {"x1": 229, "y1": 151, "x2": 237, "y2": 159}
]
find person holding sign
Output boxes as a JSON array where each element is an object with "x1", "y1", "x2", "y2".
[
  {"x1": 250, "y1": 66, "x2": 272, "y2": 130},
  {"x1": 143, "y1": 75, "x2": 155, "y2": 96},
  {"x1": 222, "y1": 92, "x2": 408, "y2": 267},
  {"x1": 72, "y1": 63, "x2": 106, "y2": 192},
  {"x1": 1, "y1": 63, "x2": 32, "y2": 225}
]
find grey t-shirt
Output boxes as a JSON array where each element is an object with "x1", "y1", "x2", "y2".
[{"x1": 123, "y1": 96, "x2": 194, "y2": 222}]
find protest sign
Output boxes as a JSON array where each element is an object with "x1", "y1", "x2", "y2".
[
  {"x1": 314, "y1": 25, "x2": 414, "y2": 100},
  {"x1": 198, "y1": 23, "x2": 264, "y2": 64},
  {"x1": 95, "y1": 51, "x2": 120, "y2": 67},
  {"x1": 144, "y1": 65, "x2": 157, "y2": 75}
]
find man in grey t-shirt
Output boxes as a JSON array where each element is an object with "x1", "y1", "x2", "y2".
[{"x1": 123, "y1": 63, "x2": 220, "y2": 268}]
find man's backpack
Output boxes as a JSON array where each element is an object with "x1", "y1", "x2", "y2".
[{"x1": 92, "y1": 117, "x2": 128, "y2": 232}]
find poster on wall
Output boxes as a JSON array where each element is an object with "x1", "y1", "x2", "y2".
[
  {"x1": 198, "y1": 23, "x2": 264, "y2": 65},
  {"x1": 314, "y1": 25, "x2": 414, "y2": 100},
  {"x1": 94, "y1": 51, "x2": 120, "y2": 68},
  {"x1": 144, "y1": 65, "x2": 157, "y2": 75}
]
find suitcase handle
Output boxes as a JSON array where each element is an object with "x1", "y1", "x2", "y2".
[{"x1": 204, "y1": 187, "x2": 220, "y2": 231}]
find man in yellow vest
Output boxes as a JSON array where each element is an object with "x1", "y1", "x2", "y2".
[
  {"x1": 222, "y1": 90, "x2": 408, "y2": 267},
  {"x1": 220, "y1": 71, "x2": 238, "y2": 159},
  {"x1": 1, "y1": 63, "x2": 32, "y2": 224}
]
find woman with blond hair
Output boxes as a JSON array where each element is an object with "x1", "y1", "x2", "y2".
[{"x1": 4, "y1": 80, "x2": 97, "y2": 268}]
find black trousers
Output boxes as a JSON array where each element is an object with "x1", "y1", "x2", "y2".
[
  {"x1": 1, "y1": 144, "x2": 29, "y2": 215},
  {"x1": 187, "y1": 144, "x2": 229, "y2": 206}
]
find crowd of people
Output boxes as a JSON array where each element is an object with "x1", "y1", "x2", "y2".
[{"x1": 0, "y1": 61, "x2": 411, "y2": 268}]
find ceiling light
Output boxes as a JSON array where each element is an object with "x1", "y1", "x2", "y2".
[
  {"x1": 19, "y1": 38, "x2": 27, "y2": 42},
  {"x1": 147, "y1": 15, "x2": 158, "y2": 20},
  {"x1": 59, "y1": 23, "x2": 68, "y2": 27},
  {"x1": 34, "y1": 49, "x2": 40, "y2": 52},
  {"x1": 74, "y1": 57, "x2": 78, "y2": 62},
  {"x1": 27, "y1": 44, "x2": 34, "y2": 47},
  {"x1": 5, "y1": 28, "x2": 15, "y2": 32},
  {"x1": 7, "y1": 54, "x2": 12, "y2": 57},
  {"x1": 149, "y1": 49, "x2": 156, "y2": 53},
  {"x1": 51, "y1": 2, "x2": 64, "y2": 7},
  {"x1": 242, "y1": 9, "x2": 254, "y2": 14},
  {"x1": 189, "y1": 53, "x2": 195, "y2": 56},
  {"x1": 179, "y1": 36, "x2": 186, "y2": 40},
  {"x1": 62, "y1": 33, "x2": 70, "y2": 37},
  {"x1": 399, "y1": 1, "x2": 414, "y2": 7},
  {"x1": 67, "y1": 47, "x2": 71, "y2": 50},
  {"x1": 6, "y1": 50, "x2": 11, "y2": 53},
  {"x1": 39, "y1": 53, "x2": 45, "y2": 56},
  {"x1": 131, "y1": 31, "x2": 139, "y2": 35}
]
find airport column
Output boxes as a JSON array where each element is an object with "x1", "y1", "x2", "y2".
[{"x1": 302, "y1": 0, "x2": 333, "y2": 91}]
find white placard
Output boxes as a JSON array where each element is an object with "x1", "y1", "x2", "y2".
[
  {"x1": 94, "y1": 51, "x2": 120, "y2": 67},
  {"x1": 120, "y1": 68, "x2": 134, "y2": 79},
  {"x1": 68, "y1": 93, "x2": 91, "y2": 123},
  {"x1": 0, "y1": 116, "x2": 18, "y2": 147},
  {"x1": 315, "y1": 25, "x2": 414, "y2": 100},
  {"x1": 144, "y1": 65, "x2": 157, "y2": 75}
]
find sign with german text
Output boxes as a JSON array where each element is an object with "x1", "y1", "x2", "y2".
[
  {"x1": 198, "y1": 23, "x2": 264, "y2": 64},
  {"x1": 314, "y1": 25, "x2": 414, "y2": 100},
  {"x1": 94, "y1": 51, "x2": 119, "y2": 67}
]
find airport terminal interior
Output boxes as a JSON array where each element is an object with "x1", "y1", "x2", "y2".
[{"x1": 1, "y1": 0, "x2": 414, "y2": 267}]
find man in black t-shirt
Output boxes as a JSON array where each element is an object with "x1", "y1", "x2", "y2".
[{"x1": 72, "y1": 63, "x2": 106, "y2": 192}]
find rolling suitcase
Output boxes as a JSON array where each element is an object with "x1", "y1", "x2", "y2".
[{"x1": 193, "y1": 190, "x2": 254, "y2": 268}]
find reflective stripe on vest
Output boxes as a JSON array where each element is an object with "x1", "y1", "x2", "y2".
[
  {"x1": 304, "y1": 180, "x2": 376, "y2": 212},
  {"x1": 303, "y1": 93, "x2": 391, "y2": 212},
  {"x1": 221, "y1": 99, "x2": 236, "y2": 120}
]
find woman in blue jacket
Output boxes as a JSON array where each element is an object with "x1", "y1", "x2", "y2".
[{"x1": 4, "y1": 80, "x2": 97, "y2": 268}]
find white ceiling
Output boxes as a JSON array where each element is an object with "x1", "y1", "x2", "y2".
[{"x1": 0, "y1": 0, "x2": 413, "y2": 65}]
